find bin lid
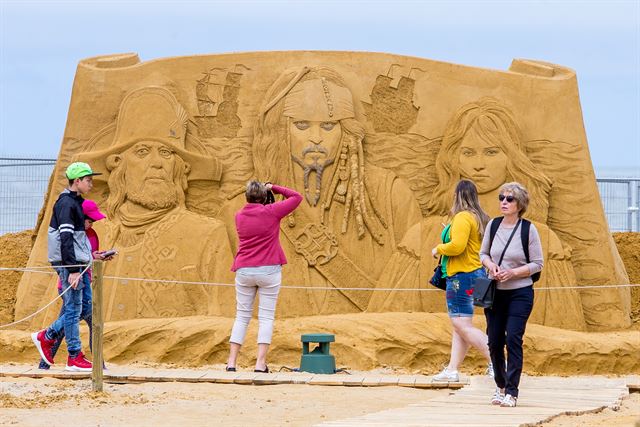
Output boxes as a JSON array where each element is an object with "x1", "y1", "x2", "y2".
[{"x1": 301, "y1": 333, "x2": 335, "y2": 343}]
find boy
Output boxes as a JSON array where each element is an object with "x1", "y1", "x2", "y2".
[
  {"x1": 31, "y1": 162, "x2": 101, "y2": 371},
  {"x1": 37, "y1": 199, "x2": 112, "y2": 369}
]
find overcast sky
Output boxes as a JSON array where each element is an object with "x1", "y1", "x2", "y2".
[{"x1": 0, "y1": 0, "x2": 638, "y2": 175}]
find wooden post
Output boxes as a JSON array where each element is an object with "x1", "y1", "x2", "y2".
[{"x1": 91, "y1": 260, "x2": 104, "y2": 392}]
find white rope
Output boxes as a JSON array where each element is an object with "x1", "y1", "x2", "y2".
[
  {"x1": 0, "y1": 264, "x2": 88, "y2": 271},
  {"x1": 2, "y1": 265, "x2": 639, "y2": 292},
  {"x1": 0, "y1": 263, "x2": 92, "y2": 329},
  {"x1": 99, "y1": 275, "x2": 640, "y2": 292},
  {"x1": 1, "y1": 264, "x2": 638, "y2": 330}
]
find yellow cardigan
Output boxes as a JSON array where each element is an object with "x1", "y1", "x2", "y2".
[{"x1": 436, "y1": 211, "x2": 483, "y2": 276}]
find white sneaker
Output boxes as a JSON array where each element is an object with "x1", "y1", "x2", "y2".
[
  {"x1": 485, "y1": 362, "x2": 494, "y2": 378},
  {"x1": 501, "y1": 394, "x2": 517, "y2": 407},
  {"x1": 432, "y1": 367, "x2": 459, "y2": 382},
  {"x1": 491, "y1": 387, "x2": 505, "y2": 405}
]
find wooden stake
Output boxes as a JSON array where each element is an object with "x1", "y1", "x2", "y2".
[{"x1": 91, "y1": 260, "x2": 104, "y2": 392}]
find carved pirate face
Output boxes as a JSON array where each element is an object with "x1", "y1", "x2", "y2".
[
  {"x1": 122, "y1": 140, "x2": 180, "y2": 209},
  {"x1": 458, "y1": 125, "x2": 508, "y2": 194},
  {"x1": 289, "y1": 119, "x2": 342, "y2": 167}
]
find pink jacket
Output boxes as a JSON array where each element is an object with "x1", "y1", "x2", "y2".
[{"x1": 231, "y1": 185, "x2": 302, "y2": 271}]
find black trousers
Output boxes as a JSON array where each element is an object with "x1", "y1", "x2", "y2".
[{"x1": 484, "y1": 285, "x2": 534, "y2": 398}]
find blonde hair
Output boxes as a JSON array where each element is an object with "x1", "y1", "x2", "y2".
[
  {"x1": 451, "y1": 179, "x2": 490, "y2": 236},
  {"x1": 500, "y1": 182, "x2": 529, "y2": 217}
]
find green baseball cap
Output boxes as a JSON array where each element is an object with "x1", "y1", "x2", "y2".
[{"x1": 65, "y1": 162, "x2": 102, "y2": 180}]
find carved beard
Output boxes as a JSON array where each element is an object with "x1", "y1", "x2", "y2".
[
  {"x1": 291, "y1": 147, "x2": 335, "y2": 207},
  {"x1": 126, "y1": 181, "x2": 178, "y2": 210}
]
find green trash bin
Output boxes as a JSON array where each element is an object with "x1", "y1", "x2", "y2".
[{"x1": 300, "y1": 333, "x2": 336, "y2": 374}]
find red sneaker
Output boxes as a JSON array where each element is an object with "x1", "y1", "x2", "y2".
[
  {"x1": 65, "y1": 351, "x2": 92, "y2": 372},
  {"x1": 31, "y1": 330, "x2": 55, "y2": 365}
]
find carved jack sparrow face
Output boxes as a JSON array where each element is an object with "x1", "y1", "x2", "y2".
[
  {"x1": 290, "y1": 119, "x2": 342, "y2": 206},
  {"x1": 123, "y1": 141, "x2": 179, "y2": 210}
]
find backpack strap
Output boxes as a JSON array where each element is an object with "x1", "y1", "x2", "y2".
[
  {"x1": 489, "y1": 216, "x2": 504, "y2": 250},
  {"x1": 521, "y1": 219, "x2": 531, "y2": 263},
  {"x1": 520, "y1": 218, "x2": 541, "y2": 282}
]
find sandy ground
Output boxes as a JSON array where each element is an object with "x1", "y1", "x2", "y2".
[
  {"x1": 541, "y1": 392, "x2": 639, "y2": 427},
  {"x1": 3, "y1": 312, "x2": 638, "y2": 376},
  {"x1": 0, "y1": 373, "x2": 637, "y2": 427},
  {"x1": 0, "y1": 375, "x2": 446, "y2": 427}
]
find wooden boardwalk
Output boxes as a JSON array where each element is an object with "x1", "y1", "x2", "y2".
[
  {"x1": 0, "y1": 364, "x2": 466, "y2": 389},
  {"x1": 317, "y1": 375, "x2": 630, "y2": 427},
  {"x1": 1, "y1": 364, "x2": 632, "y2": 426}
]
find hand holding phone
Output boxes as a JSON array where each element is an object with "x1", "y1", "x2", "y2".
[{"x1": 99, "y1": 249, "x2": 118, "y2": 260}]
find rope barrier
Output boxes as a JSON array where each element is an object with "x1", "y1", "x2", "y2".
[
  {"x1": 0, "y1": 263, "x2": 637, "y2": 330},
  {"x1": 2, "y1": 264, "x2": 639, "y2": 292}
]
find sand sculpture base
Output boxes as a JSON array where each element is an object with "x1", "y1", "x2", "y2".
[{"x1": 1, "y1": 313, "x2": 637, "y2": 375}]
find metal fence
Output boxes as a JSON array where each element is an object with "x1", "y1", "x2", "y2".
[
  {"x1": 596, "y1": 178, "x2": 640, "y2": 232},
  {"x1": 0, "y1": 157, "x2": 56, "y2": 235},
  {"x1": 0, "y1": 157, "x2": 638, "y2": 234}
]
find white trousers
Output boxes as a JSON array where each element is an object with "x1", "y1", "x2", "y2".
[{"x1": 229, "y1": 265, "x2": 282, "y2": 345}]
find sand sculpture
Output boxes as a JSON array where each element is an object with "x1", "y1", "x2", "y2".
[{"x1": 13, "y1": 52, "x2": 630, "y2": 331}]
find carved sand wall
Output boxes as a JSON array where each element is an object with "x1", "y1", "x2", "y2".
[{"x1": 13, "y1": 52, "x2": 630, "y2": 331}]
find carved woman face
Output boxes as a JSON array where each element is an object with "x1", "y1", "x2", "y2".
[{"x1": 457, "y1": 125, "x2": 508, "y2": 194}]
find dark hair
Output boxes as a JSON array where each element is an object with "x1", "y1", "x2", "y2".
[{"x1": 246, "y1": 181, "x2": 267, "y2": 204}]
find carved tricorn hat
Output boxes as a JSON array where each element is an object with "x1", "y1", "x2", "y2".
[{"x1": 76, "y1": 86, "x2": 221, "y2": 182}]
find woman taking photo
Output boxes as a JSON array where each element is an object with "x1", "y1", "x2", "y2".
[
  {"x1": 431, "y1": 179, "x2": 492, "y2": 382},
  {"x1": 226, "y1": 181, "x2": 302, "y2": 372},
  {"x1": 480, "y1": 182, "x2": 543, "y2": 407}
]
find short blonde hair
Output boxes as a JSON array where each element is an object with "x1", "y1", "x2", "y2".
[{"x1": 499, "y1": 182, "x2": 529, "y2": 217}]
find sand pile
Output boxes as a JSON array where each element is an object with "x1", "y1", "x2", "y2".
[
  {"x1": 613, "y1": 232, "x2": 640, "y2": 323},
  {"x1": 0, "y1": 230, "x2": 32, "y2": 325},
  {"x1": 1, "y1": 312, "x2": 638, "y2": 375}
]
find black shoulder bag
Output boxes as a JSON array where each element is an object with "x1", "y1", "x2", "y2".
[
  {"x1": 429, "y1": 256, "x2": 447, "y2": 290},
  {"x1": 473, "y1": 219, "x2": 521, "y2": 308},
  {"x1": 429, "y1": 224, "x2": 451, "y2": 290}
]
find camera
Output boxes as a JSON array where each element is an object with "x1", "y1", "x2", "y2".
[{"x1": 263, "y1": 182, "x2": 275, "y2": 205}]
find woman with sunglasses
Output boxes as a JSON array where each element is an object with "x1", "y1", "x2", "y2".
[
  {"x1": 480, "y1": 182, "x2": 543, "y2": 407},
  {"x1": 430, "y1": 179, "x2": 493, "y2": 383}
]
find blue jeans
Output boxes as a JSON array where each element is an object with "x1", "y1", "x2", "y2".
[
  {"x1": 445, "y1": 268, "x2": 485, "y2": 317},
  {"x1": 48, "y1": 268, "x2": 92, "y2": 356}
]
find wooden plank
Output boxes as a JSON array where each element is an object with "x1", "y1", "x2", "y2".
[
  {"x1": 233, "y1": 372, "x2": 258, "y2": 385},
  {"x1": 341, "y1": 375, "x2": 365, "y2": 386},
  {"x1": 253, "y1": 373, "x2": 280, "y2": 385},
  {"x1": 361, "y1": 377, "x2": 382, "y2": 387},
  {"x1": 199, "y1": 370, "x2": 239, "y2": 383},
  {"x1": 377, "y1": 376, "x2": 399, "y2": 386},
  {"x1": 0, "y1": 365, "x2": 37, "y2": 376}
]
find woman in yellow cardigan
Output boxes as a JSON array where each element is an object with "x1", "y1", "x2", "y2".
[{"x1": 431, "y1": 179, "x2": 492, "y2": 382}]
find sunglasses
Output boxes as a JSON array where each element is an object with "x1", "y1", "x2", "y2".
[{"x1": 498, "y1": 194, "x2": 515, "y2": 203}]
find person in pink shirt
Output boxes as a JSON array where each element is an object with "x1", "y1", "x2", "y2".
[
  {"x1": 38, "y1": 199, "x2": 113, "y2": 369},
  {"x1": 226, "y1": 181, "x2": 302, "y2": 373}
]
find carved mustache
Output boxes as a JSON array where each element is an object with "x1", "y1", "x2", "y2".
[{"x1": 302, "y1": 145, "x2": 329, "y2": 157}]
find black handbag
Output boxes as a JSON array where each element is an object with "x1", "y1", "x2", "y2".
[
  {"x1": 472, "y1": 276, "x2": 495, "y2": 308},
  {"x1": 473, "y1": 219, "x2": 521, "y2": 309},
  {"x1": 430, "y1": 257, "x2": 447, "y2": 290}
]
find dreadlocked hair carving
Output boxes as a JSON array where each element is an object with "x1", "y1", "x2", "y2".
[{"x1": 254, "y1": 67, "x2": 387, "y2": 244}]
